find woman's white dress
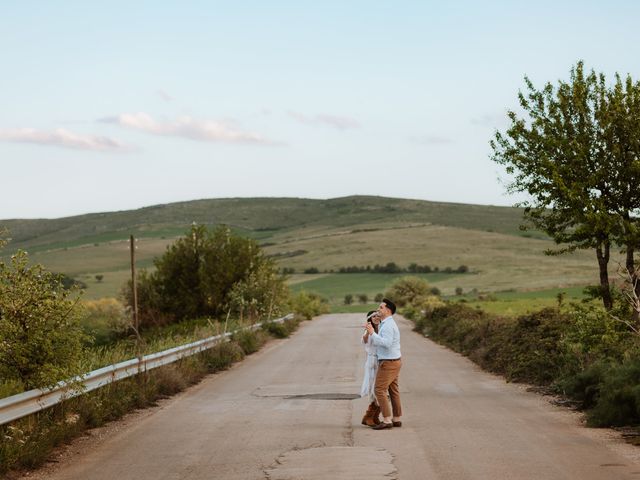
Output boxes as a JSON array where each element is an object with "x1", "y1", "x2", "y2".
[{"x1": 360, "y1": 335, "x2": 378, "y2": 402}]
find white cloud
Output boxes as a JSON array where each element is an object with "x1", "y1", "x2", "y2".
[
  {"x1": 288, "y1": 111, "x2": 360, "y2": 130},
  {"x1": 410, "y1": 135, "x2": 454, "y2": 145},
  {"x1": 101, "y1": 112, "x2": 278, "y2": 145},
  {"x1": 0, "y1": 128, "x2": 132, "y2": 152}
]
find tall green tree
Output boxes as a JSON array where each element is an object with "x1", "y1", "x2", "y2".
[
  {"x1": 125, "y1": 225, "x2": 286, "y2": 327},
  {"x1": 598, "y1": 74, "x2": 640, "y2": 309},
  {"x1": 491, "y1": 62, "x2": 640, "y2": 310}
]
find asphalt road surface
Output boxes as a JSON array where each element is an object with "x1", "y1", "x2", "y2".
[{"x1": 30, "y1": 314, "x2": 640, "y2": 479}]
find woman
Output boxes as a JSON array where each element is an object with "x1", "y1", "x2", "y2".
[{"x1": 360, "y1": 310, "x2": 381, "y2": 426}]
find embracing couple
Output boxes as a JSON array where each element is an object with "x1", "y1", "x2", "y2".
[{"x1": 360, "y1": 298, "x2": 402, "y2": 430}]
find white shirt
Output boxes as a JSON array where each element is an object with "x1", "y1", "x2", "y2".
[{"x1": 370, "y1": 315, "x2": 401, "y2": 360}]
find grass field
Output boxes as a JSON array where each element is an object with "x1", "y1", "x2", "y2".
[
  {"x1": 456, "y1": 286, "x2": 590, "y2": 316},
  {"x1": 0, "y1": 195, "x2": 615, "y2": 303},
  {"x1": 290, "y1": 272, "x2": 457, "y2": 306}
]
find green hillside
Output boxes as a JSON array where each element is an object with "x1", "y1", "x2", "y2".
[
  {"x1": 1, "y1": 195, "x2": 543, "y2": 252},
  {"x1": 0, "y1": 195, "x2": 606, "y2": 301}
]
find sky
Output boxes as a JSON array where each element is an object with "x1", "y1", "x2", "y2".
[{"x1": 2, "y1": 0, "x2": 640, "y2": 219}]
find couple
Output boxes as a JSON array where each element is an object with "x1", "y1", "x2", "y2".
[{"x1": 360, "y1": 298, "x2": 402, "y2": 430}]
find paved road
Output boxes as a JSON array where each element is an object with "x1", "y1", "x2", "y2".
[{"x1": 33, "y1": 314, "x2": 640, "y2": 479}]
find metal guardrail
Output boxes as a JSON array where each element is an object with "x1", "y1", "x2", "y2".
[{"x1": 0, "y1": 314, "x2": 293, "y2": 426}]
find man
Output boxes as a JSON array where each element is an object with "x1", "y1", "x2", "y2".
[{"x1": 365, "y1": 298, "x2": 402, "y2": 430}]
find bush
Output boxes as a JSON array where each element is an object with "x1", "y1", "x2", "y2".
[
  {"x1": 344, "y1": 294, "x2": 353, "y2": 305},
  {"x1": 384, "y1": 276, "x2": 432, "y2": 307},
  {"x1": 289, "y1": 291, "x2": 329, "y2": 320},
  {"x1": 122, "y1": 225, "x2": 287, "y2": 328},
  {"x1": 262, "y1": 321, "x2": 289, "y2": 338},
  {"x1": 586, "y1": 358, "x2": 640, "y2": 426},
  {"x1": 357, "y1": 293, "x2": 368, "y2": 304},
  {"x1": 82, "y1": 298, "x2": 130, "y2": 345},
  {"x1": 232, "y1": 329, "x2": 268, "y2": 355},
  {"x1": 412, "y1": 300, "x2": 640, "y2": 428},
  {"x1": 0, "y1": 251, "x2": 88, "y2": 390},
  {"x1": 374, "y1": 293, "x2": 384, "y2": 303}
]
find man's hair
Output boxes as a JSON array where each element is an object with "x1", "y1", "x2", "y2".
[{"x1": 382, "y1": 298, "x2": 396, "y2": 314}]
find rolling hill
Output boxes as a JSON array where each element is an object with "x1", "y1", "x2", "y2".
[{"x1": 0, "y1": 196, "x2": 604, "y2": 301}]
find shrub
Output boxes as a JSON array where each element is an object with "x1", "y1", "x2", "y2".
[
  {"x1": 586, "y1": 358, "x2": 640, "y2": 426},
  {"x1": 289, "y1": 291, "x2": 329, "y2": 320},
  {"x1": 455, "y1": 287, "x2": 463, "y2": 296},
  {"x1": 344, "y1": 294, "x2": 354, "y2": 305},
  {"x1": 262, "y1": 321, "x2": 289, "y2": 338},
  {"x1": 384, "y1": 276, "x2": 432, "y2": 307},
  {"x1": 357, "y1": 293, "x2": 368, "y2": 304},
  {"x1": 232, "y1": 329, "x2": 268, "y2": 355},
  {"x1": 203, "y1": 341, "x2": 245, "y2": 371},
  {"x1": 229, "y1": 262, "x2": 289, "y2": 322},
  {"x1": 122, "y1": 225, "x2": 286, "y2": 328},
  {"x1": 0, "y1": 251, "x2": 88, "y2": 390},
  {"x1": 82, "y1": 298, "x2": 130, "y2": 345},
  {"x1": 374, "y1": 293, "x2": 384, "y2": 303}
]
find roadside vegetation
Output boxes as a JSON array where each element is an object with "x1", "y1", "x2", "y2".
[
  {"x1": 406, "y1": 61, "x2": 640, "y2": 430},
  {"x1": 0, "y1": 226, "x2": 327, "y2": 475}
]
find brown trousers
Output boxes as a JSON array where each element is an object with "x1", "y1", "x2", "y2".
[{"x1": 374, "y1": 359, "x2": 402, "y2": 419}]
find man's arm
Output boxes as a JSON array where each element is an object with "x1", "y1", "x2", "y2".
[{"x1": 370, "y1": 327, "x2": 393, "y2": 348}]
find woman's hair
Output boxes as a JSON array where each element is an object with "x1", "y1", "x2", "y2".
[{"x1": 366, "y1": 310, "x2": 379, "y2": 334}]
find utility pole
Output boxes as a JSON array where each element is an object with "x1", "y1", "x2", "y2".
[{"x1": 130, "y1": 235, "x2": 141, "y2": 358}]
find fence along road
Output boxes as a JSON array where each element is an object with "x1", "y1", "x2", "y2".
[
  {"x1": 0, "y1": 315, "x2": 292, "y2": 427},
  {"x1": 20, "y1": 314, "x2": 640, "y2": 480}
]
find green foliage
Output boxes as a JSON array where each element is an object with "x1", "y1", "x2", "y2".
[
  {"x1": 229, "y1": 262, "x2": 290, "y2": 322},
  {"x1": 262, "y1": 321, "x2": 289, "y2": 338},
  {"x1": 232, "y1": 329, "x2": 268, "y2": 355},
  {"x1": 384, "y1": 276, "x2": 432, "y2": 308},
  {"x1": 0, "y1": 251, "x2": 88, "y2": 390},
  {"x1": 374, "y1": 293, "x2": 384, "y2": 303},
  {"x1": 262, "y1": 317, "x2": 301, "y2": 339},
  {"x1": 357, "y1": 293, "x2": 368, "y2": 304},
  {"x1": 56, "y1": 272, "x2": 87, "y2": 290},
  {"x1": 491, "y1": 61, "x2": 640, "y2": 310},
  {"x1": 0, "y1": 295, "x2": 312, "y2": 476},
  {"x1": 414, "y1": 301, "x2": 640, "y2": 427},
  {"x1": 81, "y1": 298, "x2": 130, "y2": 345},
  {"x1": 288, "y1": 291, "x2": 329, "y2": 320},
  {"x1": 124, "y1": 225, "x2": 284, "y2": 328},
  {"x1": 344, "y1": 294, "x2": 353, "y2": 305}
]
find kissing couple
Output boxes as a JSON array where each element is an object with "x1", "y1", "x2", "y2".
[{"x1": 360, "y1": 298, "x2": 403, "y2": 430}]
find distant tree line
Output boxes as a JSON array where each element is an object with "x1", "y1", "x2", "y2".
[
  {"x1": 280, "y1": 263, "x2": 470, "y2": 275},
  {"x1": 338, "y1": 263, "x2": 469, "y2": 274}
]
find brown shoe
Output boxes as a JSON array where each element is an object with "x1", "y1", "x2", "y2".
[
  {"x1": 392, "y1": 421, "x2": 402, "y2": 427},
  {"x1": 361, "y1": 402, "x2": 379, "y2": 427},
  {"x1": 371, "y1": 404, "x2": 381, "y2": 425},
  {"x1": 372, "y1": 422, "x2": 393, "y2": 430}
]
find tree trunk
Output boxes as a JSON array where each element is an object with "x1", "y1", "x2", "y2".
[
  {"x1": 596, "y1": 241, "x2": 613, "y2": 310},
  {"x1": 626, "y1": 246, "x2": 640, "y2": 322}
]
